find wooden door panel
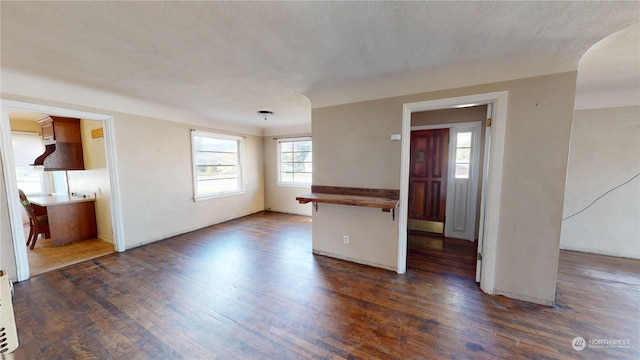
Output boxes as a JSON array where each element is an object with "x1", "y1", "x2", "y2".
[
  {"x1": 410, "y1": 181, "x2": 426, "y2": 218},
  {"x1": 411, "y1": 137, "x2": 428, "y2": 177},
  {"x1": 429, "y1": 181, "x2": 442, "y2": 220},
  {"x1": 431, "y1": 133, "x2": 446, "y2": 178},
  {"x1": 452, "y1": 181, "x2": 469, "y2": 232}
]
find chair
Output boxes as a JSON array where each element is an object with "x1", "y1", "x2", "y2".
[{"x1": 18, "y1": 189, "x2": 49, "y2": 249}]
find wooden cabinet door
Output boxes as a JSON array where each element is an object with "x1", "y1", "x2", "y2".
[
  {"x1": 39, "y1": 117, "x2": 55, "y2": 144},
  {"x1": 36, "y1": 116, "x2": 85, "y2": 171},
  {"x1": 408, "y1": 129, "x2": 449, "y2": 233}
]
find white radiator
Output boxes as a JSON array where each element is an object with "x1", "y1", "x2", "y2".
[{"x1": 0, "y1": 270, "x2": 19, "y2": 355}]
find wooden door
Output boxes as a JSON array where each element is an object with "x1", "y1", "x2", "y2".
[{"x1": 408, "y1": 128, "x2": 449, "y2": 234}]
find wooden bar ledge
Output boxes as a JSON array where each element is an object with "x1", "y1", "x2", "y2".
[{"x1": 296, "y1": 185, "x2": 400, "y2": 220}]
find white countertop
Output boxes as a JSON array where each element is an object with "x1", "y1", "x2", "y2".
[{"x1": 27, "y1": 194, "x2": 95, "y2": 207}]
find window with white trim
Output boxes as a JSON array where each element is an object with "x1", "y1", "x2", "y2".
[
  {"x1": 278, "y1": 137, "x2": 312, "y2": 186},
  {"x1": 191, "y1": 131, "x2": 244, "y2": 199},
  {"x1": 12, "y1": 132, "x2": 46, "y2": 195}
]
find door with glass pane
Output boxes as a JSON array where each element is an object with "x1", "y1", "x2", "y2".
[{"x1": 445, "y1": 123, "x2": 482, "y2": 241}]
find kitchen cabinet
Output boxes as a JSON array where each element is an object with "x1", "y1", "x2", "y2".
[
  {"x1": 28, "y1": 194, "x2": 97, "y2": 246},
  {"x1": 33, "y1": 116, "x2": 85, "y2": 171}
]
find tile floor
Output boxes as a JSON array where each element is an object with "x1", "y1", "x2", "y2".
[{"x1": 24, "y1": 226, "x2": 115, "y2": 276}]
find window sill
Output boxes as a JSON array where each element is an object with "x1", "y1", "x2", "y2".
[
  {"x1": 277, "y1": 182, "x2": 312, "y2": 188},
  {"x1": 194, "y1": 190, "x2": 246, "y2": 201}
]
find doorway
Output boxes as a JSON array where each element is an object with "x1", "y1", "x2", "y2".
[
  {"x1": 398, "y1": 91, "x2": 509, "y2": 296},
  {"x1": 0, "y1": 100, "x2": 125, "y2": 281},
  {"x1": 11, "y1": 113, "x2": 115, "y2": 275},
  {"x1": 407, "y1": 109, "x2": 485, "y2": 284}
]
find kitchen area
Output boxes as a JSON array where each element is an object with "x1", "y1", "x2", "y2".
[{"x1": 11, "y1": 112, "x2": 114, "y2": 275}]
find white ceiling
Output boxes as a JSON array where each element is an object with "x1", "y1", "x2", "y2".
[
  {"x1": 574, "y1": 23, "x2": 640, "y2": 110},
  {"x1": 2, "y1": 1, "x2": 638, "y2": 132}
]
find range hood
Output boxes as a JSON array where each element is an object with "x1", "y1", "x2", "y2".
[
  {"x1": 32, "y1": 116, "x2": 85, "y2": 171},
  {"x1": 32, "y1": 144, "x2": 56, "y2": 167}
]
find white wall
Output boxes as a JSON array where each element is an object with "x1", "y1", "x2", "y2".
[
  {"x1": 263, "y1": 135, "x2": 312, "y2": 216},
  {"x1": 312, "y1": 99, "x2": 402, "y2": 271},
  {"x1": 67, "y1": 119, "x2": 113, "y2": 243},
  {"x1": 112, "y1": 113, "x2": 265, "y2": 249},
  {"x1": 560, "y1": 106, "x2": 640, "y2": 259}
]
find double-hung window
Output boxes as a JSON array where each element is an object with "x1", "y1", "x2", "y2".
[
  {"x1": 12, "y1": 131, "x2": 46, "y2": 195},
  {"x1": 278, "y1": 137, "x2": 312, "y2": 186},
  {"x1": 191, "y1": 131, "x2": 244, "y2": 199},
  {"x1": 12, "y1": 132, "x2": 70, "y2": 195}
]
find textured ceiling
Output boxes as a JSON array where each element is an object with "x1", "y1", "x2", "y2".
[{"x1": 1, "y1": 1, "x2": 638, "y2": 132}]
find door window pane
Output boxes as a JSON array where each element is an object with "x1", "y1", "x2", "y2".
[
  {"x1": 457, "y1": 132, "x2": 472, "y2": 147},
  {"x1": 455, "y1": 132, "x2": 472, "y2": 179},
  {"x1": 456, "y1": 148, "x2": 471, "y2": 162}
]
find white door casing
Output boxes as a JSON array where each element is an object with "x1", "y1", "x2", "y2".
[{"x1": 475, "y1": 104, "x2": 493, "y2": 283}]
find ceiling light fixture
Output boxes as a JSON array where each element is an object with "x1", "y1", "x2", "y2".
[{"x1": 257, "y1": 110, "x2": 274, "y2": 121}]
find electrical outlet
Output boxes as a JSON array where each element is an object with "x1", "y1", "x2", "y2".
[{"x1": 343, "y1": 235, "x2": 349, "y2": 244}]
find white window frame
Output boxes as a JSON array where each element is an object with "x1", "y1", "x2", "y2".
[
  {"x1": 191, "y1": 130, "x2": 245, "y2": 200},
  {"x1": 277, "y1": 137, "x2": 312, "y2": 187},
  {"x1": 12, "y1": 131, "x2": 47, "y2": 195}
]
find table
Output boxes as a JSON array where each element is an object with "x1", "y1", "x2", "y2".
[{"x1": 28, "y1": 194, "x2": 97, "y2": 246}]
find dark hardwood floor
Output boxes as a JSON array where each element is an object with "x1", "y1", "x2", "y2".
[{"x1": 10, "y1": 211, "x2": 639, "y2": 359}]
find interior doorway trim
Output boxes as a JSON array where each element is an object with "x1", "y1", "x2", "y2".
[
  {"x1": 0, "y1": 99, "x2": 125, "y2": 281},
  {"x1": 398, "y1": 91, "x2": 508, "y2": 295}
]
